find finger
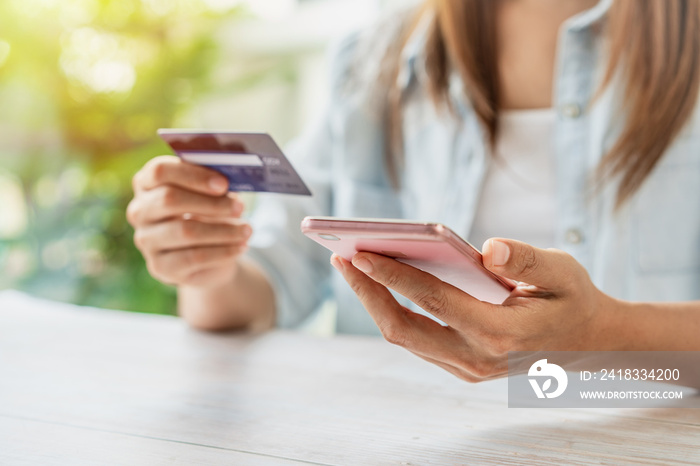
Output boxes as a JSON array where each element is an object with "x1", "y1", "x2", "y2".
[
  {"x1": 408, "y1": 351, "x2": 481, "y2": 383},
  {"x1": 149, "y1": 245, "x2": 244, "y2": 284},
  {"x1": 332, "y1": 255, "x2": 468, "y2": 356},
  {"x1": 331, "y1": 254, "x2": 411, "y2": 342},
  {"x1": 349, "y1": 252, "x2": 495, "y2": 328},
  {"x1": 128, "y1": 186, "x2": 241, "y2": 225},
  {"x1": 134, "y1": 156, "x2": 229, "y2": 196},
  {"x1": 398, "y1": 316, "x2": 509, "y2": 380},
  {"x1": 481, "y1": 238, "x2": 577, "y2": 289},
  {"x1": 412, "y1": 350, "x2": 508, "y2": 382},
  {"x1": 134, "y1": 219, "x2": 252, "y2": 253}
]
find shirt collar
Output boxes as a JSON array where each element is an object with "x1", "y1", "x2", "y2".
[
  {"x1": 397, "y1": 11, "x2": 433, "y2": 90},
  {"x1": 564, "y1": 0, "x2": 613, "y2": 32}
]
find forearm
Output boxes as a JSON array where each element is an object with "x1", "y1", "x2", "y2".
[
  {"x1": 576, "y1": 299, "x2": 700, "y2": 388},
  {"x1": 602, "y1": 300, "x2": 700, "y2": 351},
  {"x1": 178, "y1": 257, "x2": 276, "y2": 332}
]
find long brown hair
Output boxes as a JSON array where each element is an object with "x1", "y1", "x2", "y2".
[{"x1": 386, "y1": 0, "x2": 700, "y2": 208}]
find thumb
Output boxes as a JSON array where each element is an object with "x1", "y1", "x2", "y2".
[{"x1": 482, "y1": 238, "x2": 569, "y2": 289}]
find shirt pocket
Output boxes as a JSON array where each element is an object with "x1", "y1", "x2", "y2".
[{"x1": 633, "y1": 139, "x2": 700, "y2": 273}]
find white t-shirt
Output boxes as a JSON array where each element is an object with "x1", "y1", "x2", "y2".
[{"x1": 469, "y1": 109, "x2": 557, "y2": 250}]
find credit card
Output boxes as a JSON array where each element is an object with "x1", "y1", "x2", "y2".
[{"x1": 158, "y1": 130, "x2": 312, "y2": 196}]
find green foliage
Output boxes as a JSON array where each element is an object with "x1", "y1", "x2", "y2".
[{"x1": 0, "y1": 0, "x2": 245, "y2": 314}]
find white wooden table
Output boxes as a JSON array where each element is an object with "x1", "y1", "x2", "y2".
[{"x1": 1, "y1": 291, "x2": 698, "y2": 465}]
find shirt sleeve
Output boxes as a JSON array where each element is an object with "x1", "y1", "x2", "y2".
[{"x1": 245, "y1": 34, "x2": 361, "y2": 328}]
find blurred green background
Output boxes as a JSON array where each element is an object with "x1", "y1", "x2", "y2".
[
  {"x1": 0, "y1": 0, "x2": 398, "y2": 315},
  {"x1": 0, "y1": 0, "x2": 251, "y2": 313}
]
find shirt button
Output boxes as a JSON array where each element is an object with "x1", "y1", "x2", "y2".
[
  {"x1": 561, "y1": 103, "x2": 582, "y2": 119},
  {"x1": 565, "y1": 229, "x2": 584, "y2": 245}
]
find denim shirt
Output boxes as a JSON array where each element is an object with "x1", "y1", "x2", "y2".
[{"x1": 248, "y1": 0, "x2": 700, "y2": 335}]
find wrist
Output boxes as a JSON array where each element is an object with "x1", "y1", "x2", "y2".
[
  {"x1": 585, "y1": 292, "x2": 632, "y2": 351},
  {"x1": 178, "y1": 255, "x2": 241, "y2": 291}
]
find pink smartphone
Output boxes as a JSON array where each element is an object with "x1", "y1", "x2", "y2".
[{"x1": 301, "y1": 217, "x2": 517, "y2": 305}]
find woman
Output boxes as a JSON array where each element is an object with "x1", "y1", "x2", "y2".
[{"x1": 127, "y1": 0, "x2": 700, "y2": 381}]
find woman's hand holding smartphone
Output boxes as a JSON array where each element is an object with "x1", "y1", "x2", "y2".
[{"x1": 306, "y1": 217, "x2": 621, "y2": 382}]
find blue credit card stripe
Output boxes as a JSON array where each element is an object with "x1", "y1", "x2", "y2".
[{"x1": 180, "y1": 152, "x2": 264, "y2": 167}]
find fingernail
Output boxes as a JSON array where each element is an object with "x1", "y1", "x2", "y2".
[
  {"x1": 352, "y1": 256, "x2": 373, "y2": 274},
  {"x1": 241, "y1": 224, "x2": 252, "y2": 238},
  {"x1": 330, "y1": 254, "x2": 344, "y2": 272},
  {"x1": 491, "y1": 240, "x2": 511, "y2": 267},
  {"x1": 210, "y1": 177, "x2": 228, "y2": 193},
  {"x1": 232, "y1": 200, "x2": 244, "y2": 216}
]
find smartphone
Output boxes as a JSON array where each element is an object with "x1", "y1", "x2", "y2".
[{"x1": 301, "y1": 217, "x2": 517, "y2": 305}]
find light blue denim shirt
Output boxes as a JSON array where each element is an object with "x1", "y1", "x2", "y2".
[{"x1": 248, "y1": 0, "x2": 700, "y2": 335}]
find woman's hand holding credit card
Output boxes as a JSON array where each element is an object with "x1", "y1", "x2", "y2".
[
  {"x1": 157, "y1": 130, "x2": 311, "y2": 195},
  {"x1": 126, "y1": 130, "x2": 309, "y2": 289}
]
